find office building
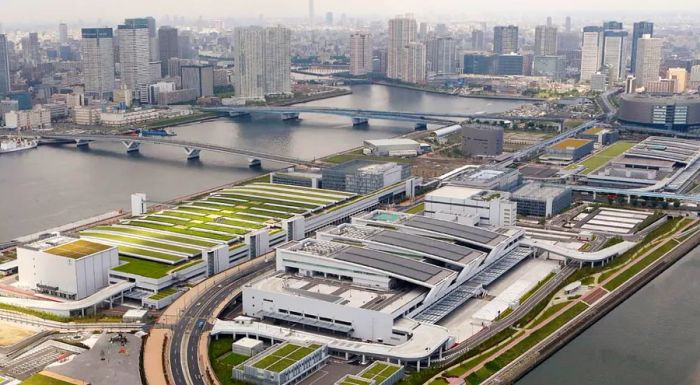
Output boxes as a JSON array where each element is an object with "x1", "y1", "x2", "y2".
[
  {"x1": 495, "y1": 54, "x2": 524, "y2": 76},
  {"x1": 534, "y1": 25, "x2": 558, "y2": 56},
  {"x1": 387, "y1": 15, "x2": 417, "y2": 80},
  {"x1": 426, "y1": 37, "x2": 457, "y2": 74},
  {"x1": 461, "y1": 124, "x2": 503, "y2": 157},
  {"x1": 403, "y1": 42, "x2": 426, "y2": 84},
  {"x1": 493, "y1": 25, "x2": 518, "y2": 54},
  {"x1": 81, "y1": 28, "x2": 115, "y2": 100},
  {"x1": 350, "y1": 33, "x2": 372, "y2": 76},
  {"x1": 24, "y1": 32, "x2": 40, "y2": 64},
  {"x1": 263, "y1": 26, "x2": 291, "y2": 96},
  {"x1": 591, "y1": 72, "x2": 608, "y2": 92},
  {"x1": 690, "y1": 65, "x2": 700, "y2": 82},
  {"x1": 634, "y1": 34, "x2": 662, "y2": 90},
  {"x1": 425, "y1": 186, "x2": 517, "y2": 227},
  {"x1": 463, "y1": 53, "x2": 495, "y2": 75},
  {"x1": 645, "y1": 79, "x2": 675, "y2": 94},
  {"x1": 580, "y1": 26, "x2": 603, "y2": 81},
  {"x1": 631, "y1": 21, "x2": 653, "y2": 73},
  {"x1": 59, "y1": 23, "x2": 68, "y2": 44},
  {"x1": 533, "y1": 55, "x2": 566, "y2": 80},
  {"x1": 0, "y1": 34, "x2": 10, "y2": 96},
  {"x1": 4, "y1": 107, "x2": 51, "y2": 129},
  {"x1": 7, "y1": 91, "x2": 32, "y2": 110},
  {"x1": 602, "y1": 28, "x2": 627, "y2": 82},
  {"x1": 17, "y1": 235, "x2": 118, "y2": 300},
  {"x1": 158, "y1": 26, "x2": 179, "y2": 77},
  {"x1": 579, "y1": 127, "x2": 619, "y2": 145},
  {"x1": 322, "y1": 160, "x2": 410, "y2": 194},
  {"x1": 472, "y1": 30, "x2": 485, "y2": 51},
  {"x1": 126, "y1": 17, "x2": 158, "y2": 61},
  {"x1": 118, "y1": 19, "x2": 151, "y2": 94},
  {"x1": 178, "y1": 32, "x2": 195, "y2": 59},
  {"x1": 181, "y1": 64, "x2": 214, "y2": 97},
  {"x1": 448, "y1": 167, "x2": 522, "y2": 191},
  {"x1": 667, "y1": 67, "x2": 688, "y2": 93},
  {"x1": 373, "y1": 48, "x2": 388, "y2": 74},
  {"x1": 565, "y1": 16, "x2": 572, "y2": 33},
  {"x1": 511, "y1": 183, "x2": 572, "y2": 217}
]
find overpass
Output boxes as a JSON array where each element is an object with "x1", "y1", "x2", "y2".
[
  {"x1": 40, "y1": 134, "x2": 311, "y2": 167},
  {"x1": 547, "y1": 183, "x2": 700, "y2": 203}
]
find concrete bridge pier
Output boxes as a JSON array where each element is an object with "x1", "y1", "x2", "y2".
[
  {"x1": 75, "y1": 138, "x2": 90, "y2": 147},
  {"x1": 414, "y1": 122, "x2": 428, "y2": 130},
  {"x1": 352, "y1": 116, "x2": 369, "y2": 126},
  {"x1": 281, "y1": 112, "x2": 300, "y2": 121},
  {"x1": 248, "y1": 158, "x2": 262, "y2": 168},
  {"x1": 121, "y1": 140, "x2": 141, "y2": 153},
  {"x1": 184, "y1": 147, "x2": 201, "y2": 160}
]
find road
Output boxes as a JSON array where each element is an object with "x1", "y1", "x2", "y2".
[{"x1": 169, "y1": 260, "x2": 275, "y2": 385}]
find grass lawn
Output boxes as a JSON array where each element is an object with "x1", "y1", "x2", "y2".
[
  {"x1": 579, "y1": 141, "x2": 637, "y2": 174},
  {"x1": 116, "y1": 245, "x2": 185, "y2": 263},
  {"x1": 80, "y1": 231, "x2": 200, "y2": 255},
  {"x1": 406, "y1": 202, "x2": 424, "y2": 214},
  {"x1": 251, "y1": 343, "x2": 319, "y2": 372},
  {"x1": 149, "y1": 287, "x2": 179, "y2": 300},
  {"x1": 91, "y1": 226, "x2": 218, "y2": 248},
  {"x1": 529, "y1": 301, "x2": 571, "y2": 328},
  {"x1": 604, "y1": 239, "x2": 679, "y2": 291},
  {"x1": 208, "y1": 336, "x2": 249, "y2": 385},
  {"x1": 428, "y1": 378, "x2": 449, "y2": 385},
  {"x1": 20, "y1": 373, "x2": 75, "y2": 385},
  {"x1": 127, "y1": 221, "x2": 234, "y2": 241},
  {"x1": 112, "y1": 256, "x2": 184, "y2": 278}
]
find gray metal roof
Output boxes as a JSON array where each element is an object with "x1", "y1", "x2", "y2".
[
  {"x1": 370, "y1": 230, "x2": 484, "y2": 265},
  {"x1": 404, "y1": 216, "x2": 507, "y2": 246},
  {"x1": 334, "y1": 247, "x2": 453, "y2": 286}
]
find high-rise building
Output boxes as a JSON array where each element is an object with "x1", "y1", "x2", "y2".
[
  {"x1": 181, "y1": 64, "x2": 214, "y2": 97},
  {"x1": 690, "y1": 65, "x2": 700, "y2": 82},
  {"x1": 534, "y1": 25, "x2": 558, "y2": 56},
  {"x1": 565, "y1": 16, "x2": 572, "y2": 33},
  {"x1": 350, "y1": 33, "x2": 372, "y2": 76},
  {"x1": 601, "y1": 22, "x2": 627, "y2": 83},
  {"x1": 308, "y1": 0, "x2": 314, "y2": 23},
  {"x1": 24, "y1": 32, "x2": 40, "y2": 63},
  {"x1": 471, "y1": 30, "x2": 485, "y2": 51},
  {"x1": 325, "y1": 12, "x2": 333, "y2": 25},
  {"x1": 435, "y1": 23, "x2": 449, "y2": 37},
  {"x1": 387, "y1": 15, "x2": 417, "y2": 81},
  {"x1": 81, "y1": 28, "x2": 115, "y2": 100},
  {"x1": 667, "y1": 67, "x2": 688, "y2": 93},
  {"x1": 493, "y1": 25, "x2": 518, "y2": 54},
  {"x1": 419, "y1": 22, "x2": 428, "y2": 41},
  {"x1": 403, "y1": 42, "x2": 426, "y2": 84},
  {"x1": 158, "y1": 26, "x2": 179, "y2": 77},
  {"x1": 631, "y1": 21, "x2": 654, "y2": 73},
  {"x1": 533, "y1": 55, "x2": 566, "y2": 80},
  {"x1": 0, "y1": 35, "x2": 10, "y2": 96},
  {"x1": 59, "y1": 23, "x2": 68, "y2": 44},
  {"x1": 118, "y1": 19, "x2": 151, "y2": 93},
  {"x1": 126, "y1": 17, "x2": 158, "y2": 61},
  {"x1": 546, "y1": 17, "x2": 553, "y2": 27},
  {"x1": 178, "y1": 32, "x2": 194, "y2": 59},
  {"x1": 495, "y1": 54, "x2": 524, "y2": 75},
  {"x1": 634, "y1": 34, "x2": 662, "y2": 90},
  {"x1": 580, "y1": 26, "x2": 604, "y2": 81},
  {"x1": 426, "y1": 37, "x2": 457, "y2": 74},
  {"x1": 233, "y1": 26, "x2": 291, "y2": 98}
]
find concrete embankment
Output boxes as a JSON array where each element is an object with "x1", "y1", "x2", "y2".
[{"x1": 486, "y1": 228, "x2": 700, "y2": 384}]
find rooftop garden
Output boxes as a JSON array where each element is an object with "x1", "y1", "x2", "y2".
[
  {"x1": 360, "y1": 362, "x2": 401, "y2": 384},
  {"x1": 111, "y1": 256, "x2": 202, "y2": 279},
  {"x1": 251, "y1": 343, "x2": 322, "y2": 373},
  {"x1": 149, "y1": 287, "x2": 180, "y2": 300}
]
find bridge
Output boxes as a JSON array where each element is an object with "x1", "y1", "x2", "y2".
[{"x1": 40, "y1": 134, "x2": 311, "y2": 167}]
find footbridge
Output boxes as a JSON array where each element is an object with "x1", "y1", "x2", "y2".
[{"x1": 40, "y1": 134, "x2": 312, "y2": 167}]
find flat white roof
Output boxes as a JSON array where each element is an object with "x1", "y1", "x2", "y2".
[
  {"x1": 234, "y1": 337, "x2": 264, "y2": 348},
  {"x1": 427, "y1": 186, "x2": 484, "y2": 200},
  {"x1": 365, "y1": 138, "x2": 419, "y2": 146}
]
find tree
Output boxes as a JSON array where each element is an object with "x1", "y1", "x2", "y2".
[{"x1": 673, "y1": 200, "x2": 681, "y2": 208}]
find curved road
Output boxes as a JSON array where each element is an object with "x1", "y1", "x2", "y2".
[{"x1": 169, "y1": 260, "x2": 275, "y2": 385}]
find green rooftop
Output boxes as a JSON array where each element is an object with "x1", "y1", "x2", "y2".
[
  {"x1": 337, "y1": 375, "x2": 373, "y2": 385},
  {"x1": 111, "y1": 256, "x2": 202, "y2": 279},
  {"x1": 359, "y1": 362, "x2": 402, "y2": 384},
  {"x1": 250, "y1": 342, "x2": 322, "y2": 373},
  {"x1": 44, "y1": 239, "x2": 112, "y2": 259}
]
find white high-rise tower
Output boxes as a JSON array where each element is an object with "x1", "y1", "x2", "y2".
[
  {"x1": 81, "y1": 28, "x2": 115, "y2": 100},
  {"x1": 387, "y1": 15, "x2": 417, "y2": 80},
  {"x1": 350, "y1": 33, "x2": 372, "y2": 76}
]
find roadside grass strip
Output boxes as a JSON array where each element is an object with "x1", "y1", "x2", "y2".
[
  {"x1": 603, "y1": 239, "x2": 680, "y2": 291},
  {"x1": 90, "y1": 225, "x2": 218, "y2": 248},
  {"x1": 251, "y1": 343, "x2": 320, "y2": 372},
  {"x1": 79, "y1": 231, "x2": 200, "y2": 255},
  {"x1": 467, "y1": 302, "x2": 589, "y2": 385}
]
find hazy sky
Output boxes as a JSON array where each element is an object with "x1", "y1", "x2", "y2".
[{"x1": 1, "y1": 0, "x2": 698, "y2": 25}]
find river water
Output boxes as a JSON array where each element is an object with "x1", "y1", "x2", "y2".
[
  {"x1": 517, "y1": 245, "x2": 700, "y2": 385},
  {"x1": 0, "y1": 84, "x2": 523, "y2": 240}
]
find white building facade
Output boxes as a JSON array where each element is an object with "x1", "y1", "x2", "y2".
[
  {"x1": 350, "y1": 33, "x2": 372, "y2": 76},
  {"x1": 81, "y1": 28, "x2": 115, "y2": 100},
  {"x1": 425, "y1": 186, "x2": 517, "y2": 227}
]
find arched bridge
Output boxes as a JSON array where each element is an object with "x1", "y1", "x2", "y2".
[{"x1": 40, "y1": 134, "x2": 311, "y2": 167}]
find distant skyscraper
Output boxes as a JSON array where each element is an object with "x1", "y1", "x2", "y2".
[
  {"x1": 59, "y1": 23, "x2": 68, "y2": 44},
  {"x1": 580, "y1": 26, "x2": 604, "y2": 81},
  {"x1": 81, "y1": 28, "x2": 115, "y2": 100},
  {"x1": 308, "y1": 0, "x2": 314, "y2": 23},
  {"x1": 602, "y1": 22, "x2": 627, "y2": 82},
  {"x1": 233, "y1": 26, "x2": 291, "y2": 98},
  {"x1": 667, "y1": 67, "x2": 688, "y2": 93},
  {"x1": 427, "y1": 37, "x2": 457, "y2": 74},
  {"x1": 534, "y1": 25, "x2": 558, "y2": 56},
  {"x1": 634, "y1": 34, "x2": 662, "y2": 90},
  {"x1": 325, "y1": 12, "x2": 333, "y2": 25},
  {"x1": 565, "y1": 16, "x2": 572, "y2": 33},
  {"x1": 387, "y1": 15, "x2": 417, "y2": 80},
  {"x1": 419, "y1": 22, "x2": 428, "y2": 41},
  {"x1": 404, "y1": 42, "x2": 426, "y2": 84},
  {"x1": 493, "y1": 25, "x2": 518, "y2": 54},
  {"x1": 126, "y1": 17, "x2": 158, "y2": 61},
  {"x1": 631, "y1": 21, "x2": 653, "y2": 73},
  {"x1": 118, "y1": 19, "x2": 151, "y2": 92},
  {"x1": 24, "y1": 32, "x2": 40, "y2": 63},
  {"x1": 0, "y1": 34, "x2": 10, "y2": 95},
  {"x1": 181, "y1": 64, "x2": 214, "y2": 97},
  {"x1": 350, "y1": 33, "x2": 372, "y2": 76},
  {"x1": 158, "y1": 26, "x2": 179, "y2": 77},
  {"x1": 178, "y1": 32, "x2": 194, "y2": 59},
  {"x1": 546, "y1": 17, "x2": 553, "y2": 27},
  {"x1": 471, "y1": 30, "x2": 485, "y2": 51},
  {"x1": 435, "y1": 23, "x2": 449, "y2": 37},
  {"x1": 691, "y1": 65, "x2": 700, "y2": 82}
]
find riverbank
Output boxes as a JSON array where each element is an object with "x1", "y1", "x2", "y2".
[{"x1": 371, "y1": 80, "x2": 545, "y2": 102}]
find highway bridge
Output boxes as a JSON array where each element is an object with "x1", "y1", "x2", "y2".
[
  {"x1": 202, "y1": 106, "x2": 565, "y2": 129},
  {"x1": 40, "y1": 134, "x2": 311, "y2": 167}
]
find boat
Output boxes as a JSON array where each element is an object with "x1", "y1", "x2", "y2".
[
  {"x1": 135, "y1": 128, "x2": 177, "y2": 137},
  {"x1": 0, "y1": 137, "x2": 38, "y2": 154}
]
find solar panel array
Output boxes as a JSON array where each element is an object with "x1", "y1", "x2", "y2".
[
  {"x1": 334, "y1": 247, "x2": 446, "y2": 283},
  {"x1": 405, "y1": 216, "x2": 505, "y2": 245}
]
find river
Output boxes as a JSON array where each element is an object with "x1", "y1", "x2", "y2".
[
  {"x1": 0, "y1": 84, "x2": 524, "y2": 240},
  {"x1": 517, "y1": 245, "x2": 700, "y2": 385}
]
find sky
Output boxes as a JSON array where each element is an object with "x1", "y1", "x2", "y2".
[{"x1": 0, "y1": 0, "x2": 698, "y2": 25}]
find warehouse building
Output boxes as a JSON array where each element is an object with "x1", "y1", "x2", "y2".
[
  {"x1": 540, "y1": 138, "x2": 594, "y2": 165},
  {"x1": 322, "y1": 160, "x2": 411, "y2": 194},
  {"x1": 461, "y1": 124, "x2": 504, "y2": 157},
  {"x1": 425, "y1": 186, "x2": 517, "y2": 227},
  {"x1": 444, "y1": 166, "x2": 522, "y2": 191},
  {"x1": 363, "y1": 138, "x2": 421, "y2": 157},
  {"x1": 511, "y1": 183, "x2": 572, "y2": 217},
  {"x1": 16, "y1": 235, "x2": 119, "y2": 300}
]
